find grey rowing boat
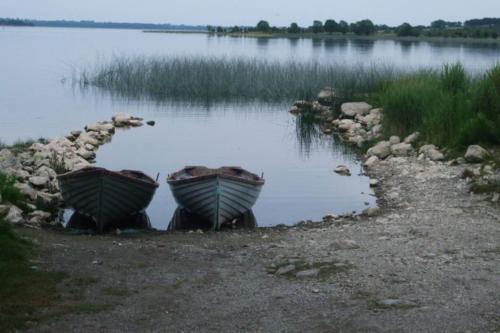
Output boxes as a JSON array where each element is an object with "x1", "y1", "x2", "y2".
[
  {"x1": 58, "y1": 166, "x2": 159, "y2": 232},
  {"x1": 167, "y1": 166, "x2": 265, "y2": 230}
]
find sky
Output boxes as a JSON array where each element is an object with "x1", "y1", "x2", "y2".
[{"x1": 1, "y1": 0, "x2": 499, "y2": 27}]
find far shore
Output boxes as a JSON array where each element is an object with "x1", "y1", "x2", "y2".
[{"x1": 144, "y1": 30, "x2": 500, "y2": 44}]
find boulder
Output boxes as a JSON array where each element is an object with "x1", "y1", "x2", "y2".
[
  {"x1": 5, "y1": 205, "x2": 24, "y2": 224},
  {"x1": 369, "y1": 179, "x2": 379, "y2": 187},
  {"x1": 419, "y1": 144, "x2": 437, "y2": 155},
  {"x1": 77, "y1": 132, "x2": 100, "y2": 147},
  {"x1": 29, "y1": 176, "x2": 49, "y2": 188},
  {"x1": 85, "y1": 122, "x2": 115, "y2": 133},
  {"x1": 426, "y1": 148, "x2": 444, "y2": 161},
  {"x1": 128, "y1": 119, "x2": 144, "y2": 127},
  {"x1": 14, "y1": 169, "x2": 30, "y2": 181},
  {"x1": 464, "y1": 145, "x2": 490, "y2": 163},
  {"x1": 367, "y1": 141, "x2": 391, "y2": 160},
  {"x1": 14, "y1": 183, "x2": 37, "y2": 201},
  {"x1": 391, "y1": 143, "x2": 414, "y2": 157},
  {"x1": 334, "y1": 165, "x2": 351, "y2": 176},
  {"x1": 337, "y1": 119, "x2": 356, "y2": 132},
  {"x1": 146, "y1": 120, "x2": 156, "y2": 126},
  {"x1": 341, "y1": 102, "x2": 372, "y2": 118},
  {"x1": 76, "y1": 148, "x2": 96, "y2": 160},
  {"x1": 363, "y1": 207, "x2": 380, "y2": 217},
  {"x1": 363, "y1": 156, "x2": 379, "y2": 168},
  {"x1": 389, "y1": 136, "x2": 401, "y2": 145},
  {"x1": 317, "y1": 87, "x2": 336, "y2": 106},
  {"x1": 404, "y1": 132, "x2": 420, "y2": 144},
  {"x1": 35, "y1": 166, "x2": 57, "y2": 180},
  {"x1": 112, "y1": 112, "x2": 133, "y2": 127}
]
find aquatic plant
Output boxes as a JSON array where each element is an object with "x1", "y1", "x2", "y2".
[{"x1": 79, "y1": 56, "x2": 398, "y2": 102}]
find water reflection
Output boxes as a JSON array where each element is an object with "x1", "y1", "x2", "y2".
[{"x1": 167, "y1": 207, "x2": 257, "y2": 230}]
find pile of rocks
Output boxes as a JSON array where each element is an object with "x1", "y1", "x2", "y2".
[{"x1": 0, "y1": 113, "x2": 147, "y2": 228}]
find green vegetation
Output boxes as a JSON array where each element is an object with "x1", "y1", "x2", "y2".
[
  {"x1": 0, "y1": 172, "x2": 28, "y2": 211},
  {"x1": 209, "y1": 17, "x2": 499, "y2": 40},
  {"x1": 377, "y1": 63, "x2": 500, "y2": 149},
  {"x1": 80, "y1": 56, "x2": 396, "y2": 102},
  {"x1": 0, "y1": 18, "x2": 33, "y2": 27},
  {"x1": 0, "y1": 217, "x2": 65, "y2": 332}
]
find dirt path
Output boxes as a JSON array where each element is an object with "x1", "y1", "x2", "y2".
[{"x1": 23, "y1": 156, "x2": 499, "y2": 333}]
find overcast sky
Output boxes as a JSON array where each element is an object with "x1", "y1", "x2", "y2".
[{"x1": 1, "y1": 0, "x2": 498, "y2": 27}]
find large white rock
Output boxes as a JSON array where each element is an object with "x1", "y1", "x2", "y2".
[
  {"x1": 367, "y1": 141, "x2": 392, "y2": 159},
  {"x1": 391, "y1": 143, "x2": 414, "y2": 157},
  {"x1": 363, "y1": 155, "x2": 379, "y2": 168},
  {"x1": 29, "y1": 176, "x2": 50, "y2": 187},
  {"x1": 341, "y1": 102, "x2": 372, "y2": 118},
  {"x1": 338, "y1": 119, "x2": 356, "y2": 131},
  {"x1": 77, "y1": 132, "x2": 100, "y2": 147},
  {"x1": 85, "y1": 122, "x2": 115, "y2": 133},
  {"x1": 35, "y1": 166, "x2": 57, "y2": 180},
  {"x1": 464, "y1": 145, "x2": 490, "y2": 163},
  {"x1": 5, "y1": 205, "x2": 24, "y2": 224},
  {"x1": 112, "y1": 112, "x2": 133, "y2": 127}
]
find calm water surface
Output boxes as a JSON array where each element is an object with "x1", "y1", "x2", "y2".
[{"x1": 1, "y1": 27, "x2": 499, "y2": 228}]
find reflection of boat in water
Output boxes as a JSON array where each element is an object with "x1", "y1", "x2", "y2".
[
  {"x1": 58, "y1": 167, "x2": 158, "y2": 232},
  {"x1": 168, "y1": 207, "x2": 257, "y2": 231},
  {"x1": 167, "y1": 166, "x2": 264, "y2": 230}
]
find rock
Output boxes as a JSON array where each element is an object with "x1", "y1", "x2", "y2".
[
  {"x1": 275, "y1": 265, "x2": 296, "y2": 275},
  {"x1": 85, "y1": 122, "x2": 115, "y2": 133},
  {"x1": 364, "y1": 207, "x2": 380, "y2": 217},
  {"x1": 35, "y1": 166, "x2": 57, "y2": 180},
  {"x1": 419, "y1": 144, "x2": 437, "y2": 154},
  {"x1": 29, "y1": 176, "x2": 49, "y2": 187},
  {"x1": 358, "y1": 108, "x2": 382, "y2": 128},
  {"x1": 128, "y1": 119, "x2": 144, "y2": 127},
  {"x1": 341, "y1": 102, "x2": 372, "y2": 118},
  {"x1": 334, "y1": 165, "x2": 351, "y2": 176},
  {"x1": 14, "y1": 183, "x2": 37, "y2": 201},
  {"x1": 289, "y1": 106, "x2": 300, "y2": 114},
  {"x1": 337, "y1": 119, "x2": 356, "y2": 132},
  {"x1": 367, "y1": 141, "x2": 391, "y2": 160},
  {"x1": 36, "y1": 191, "x2": 61, "y2": 206},
  {"x1": 0, "y1": 149, "x2": 18, "y2": 169},
  {"x1": 363, "y1": 156, "x2": 379, "y2": 168},
  {"x1": 77, "y1": 132, "x2": 100, "y2": 147},
  {"x1": 76, "y1": 148, "x2": 96, "y2": 160},
  {"x1": 464, "y1": 145, "x2": 490, "y2": 163},
  {"x1": 332, "y1": 239, "x2": 360, "y2": 250},
  {"x1": 295, "y1": 269, "x2": 320, "y2": 278},
  {"x1": 461, "y1": 167, "x2": 481, "y2": 179},
  {"x1": 371, "y1": 124, "x2": 382, "y2": 138},
  {"x1": 146, "y1": 120, "x2": 156, "y2": 126},
  {"x1": 317, "y1": 87, "x2": 336, "y2": 105},
  {"x1": 70, "y1": 130, "x2": 82, "y2": 138},
  {"x1": 112, "y1": 112, "x2": 132, "y2": 127},
  {"x1": 323, "y1": 214, "x2": 339, "y2": 221},
  {"x1": 5, "y1": 205, "x2": 24, "y2": 224},
  {"x1": 389, "y1": 136, "x2": 401, "y2": 145},
  {"x1": 369, "y1": 179, "x2": 379, "y2": 187},
  {"x1": 404, "y1": 132, "x2": 420, "y2": 144},
  {"x1": 14, "y1": 169, "x2": 30, "y2": 181},
  {"x1": 388, "y1": 192, "x2": 400, "y2": 200},
  {"x1": 491, "y1": 193, "x2": 499, "y2": 203},
  {"x1": 426, "y1": 148, "x2": 444, "y2": 161},
  {"x1": 391, "y1": 143, "x2": 414, "y2": 157}
]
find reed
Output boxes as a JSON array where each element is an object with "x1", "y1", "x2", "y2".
[{"x1": 79, "y1": 56, "x2": 398, "y2": 102}]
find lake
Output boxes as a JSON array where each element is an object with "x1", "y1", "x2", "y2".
[{"x1": 1, "y1": 27, "x2": 499, "y2": 229}]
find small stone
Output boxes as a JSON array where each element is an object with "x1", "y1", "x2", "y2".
[
  {"x1": 369, "y1": 179, "x2": 379, "y2": 187},
  {"x1": 323, "y1": 214, "x2": 339, "y2": 221},
  {"x1": 312, "y1": 288, "x2": 320, "y2": 294},
  {"x1": 464, "y1": 145, "x2": 490, "y2": 163},
  {"x1": 275, "y1": 265, "x2": 296, "y2": 275},
  {"x1": 492, "y1": 193, "x2": 499, "y2": 203},
  {"x1": 146, "y1": 120, "x2": 156, "y2": 126},
  {"x1": 334, "y1": 165, "x2": 351, "y2": 176},
  {"x1": 295, "y1": 269, "x2": 320, "y2": 278},
  {"x1": 332, "y1": 239, "x2": 360, "y2": 250},
  {"x1": 364, "y1": 207, "x2": 380, "y2": 217}
]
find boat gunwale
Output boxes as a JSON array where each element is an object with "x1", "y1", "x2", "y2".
[
  {"x1": 167, "y1": 166, "x2": 265, "y2": 186},
  {"x1": 58, "y1": 166, "x2": 159, "y2": 188}
]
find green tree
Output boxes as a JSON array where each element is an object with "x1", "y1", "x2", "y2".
[
  {"x1": 312, "y1": 20, "x2": 324, "y2": 33},
  {"x1": 324, "y1": 19, "x2": 339, "y2": 33},
  {"x1": 396, "y1": 23, "x2": 420, "y2": 37},
  {"x1": 338, "y1": 20, "x2": 349, "y2": 34},
  {"x1": 256, "y1": 20, "x2": 271, "y2": 32},
  {"x1": 288, "y1": 22, "x2": 300, "y2": 34},
  {"x1": 352, "y1": 19, "x2": 375, "y2": 35}
]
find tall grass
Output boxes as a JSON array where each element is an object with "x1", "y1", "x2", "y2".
[
  {"x1": 377, "y1": 63, "x2": 500, "y2": 148},
  {"x1": 79, "y1": 56, "x2": 398, "y2": 102}
]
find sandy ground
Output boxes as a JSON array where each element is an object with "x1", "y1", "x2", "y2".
[{"x1": 21, "y1": 156, "x2": 500, "y2": 333}]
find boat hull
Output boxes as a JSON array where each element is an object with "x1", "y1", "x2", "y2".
[
  {"x1": 58, "y1": 167, "x2": 158, "y2": 232},
  {"x1": 168, "y1": 175, "x2": 263, "y2": 229}
]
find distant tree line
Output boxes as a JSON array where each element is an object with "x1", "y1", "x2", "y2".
[
  {"x1": 0, "y1": 18, "x2": 33, "y2": 26},
  {"x1": 208, "y1": 17, "x2": 500, "y2": 39}
]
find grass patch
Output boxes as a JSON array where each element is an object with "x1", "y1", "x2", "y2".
[
  {"x1": 0, "y1": 218, "x2": 66, "y2": 332},
  {"x1": 79, "y1": 56, "x2": 398, "y2": 102},
  {"x1": 377, "y1": 63, "x2": 500, "y2": 149}
]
